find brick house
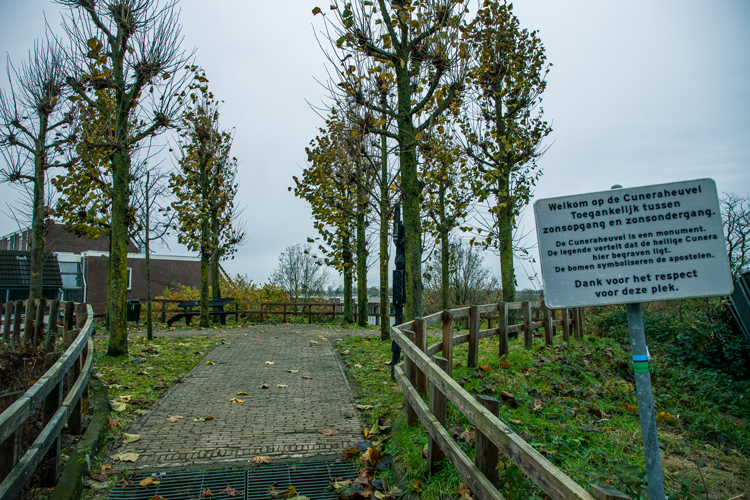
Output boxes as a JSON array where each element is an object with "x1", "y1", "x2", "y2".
[{"x1": 0, "y1": 223, "x2": 200, "y2": 304}]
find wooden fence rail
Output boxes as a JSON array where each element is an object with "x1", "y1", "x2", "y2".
[
  {"x1": 392, "y1": 301, "x2": 625, "y2": 500},
  {"x1": 0, "y1": 301, "x2": 94, "y2": 499}
]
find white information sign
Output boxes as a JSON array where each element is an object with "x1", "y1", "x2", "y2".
[{"x1": 534, "y1": 178, "x2": 733, "y2": 308}]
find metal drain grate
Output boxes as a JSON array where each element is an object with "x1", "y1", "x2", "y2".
[{"x1": 107, "y1": 460, "x2": 359, "y2": 500}]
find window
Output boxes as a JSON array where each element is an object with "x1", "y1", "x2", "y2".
[
  {"x1": 59, "y1": 262, "x2": 83, "y2": 288},
  {"x1": 127, "y1": 267, "x2": 133, "y2": 291}
]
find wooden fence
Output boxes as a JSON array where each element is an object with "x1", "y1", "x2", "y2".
[
  {"x1": 0, "y1": 300, "x2": 94, "y2": 499},
  {"x1": 90, "y1": 299, "x2": 385, "y2": 325},
  {"x1": 391, "y1": 301, "x2": 624, "y2": 500}
]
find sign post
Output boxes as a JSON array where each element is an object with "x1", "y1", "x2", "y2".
[{"x1": 534, "y1": 179, "x2": 733, "y2": 500}]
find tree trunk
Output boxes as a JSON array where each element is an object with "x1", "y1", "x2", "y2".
[
  {"x1": 343, "y1": 229, "x2": 353, "y2": 323},
  {"x1": 200, "y1": 249, "x2": 209, "y2": 327},
  {"x1": 356, "y1": 160, "x2": 367, "y2": 327},
  {"x1": 145, "y1": 220, "x2": 153, "y2": 341},
  {"x1": 107, "y1": 149, "x2": 131, "y2": 356},
  {"x1": 494, "y1": 93, "x2": 516, "y2": 307},
  {"x1": 211, "y1": 214, "x2": 220, "y2": 300},
  {"x1": 379, "y1": 132, "x2": 390, "y2": 340},
  {"x1": 396, "y1": 59, "x2": 423, "y2": 322},
  {"x1": 28, "y1": 112, "x2": 49, "y2": 301},
  {"x1": 439, "y1": 178, "x2": 450, "y2": 310}
]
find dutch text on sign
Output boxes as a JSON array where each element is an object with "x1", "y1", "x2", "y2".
[{"x1": 534, "y1": 179, "x2": 733, "y2": 308}]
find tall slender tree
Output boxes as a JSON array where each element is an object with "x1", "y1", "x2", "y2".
[
  {"x1": 459, "y1": 0, "x2": 551, "y2": 306},
  {"x1": 0, "y1": 35, "x2": 77, "y2": 300},
  {"x1": 171, "y1": 68, "x2": 244, "y2": 327},
  {"x1": 59, "y1": 0, "x2": 190, "y2": 355}
]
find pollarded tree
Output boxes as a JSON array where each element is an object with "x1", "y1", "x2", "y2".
[
  {"x1": 296, "y1": 109, "x2": 359, "y2": 322},
  {"x1": 58, "y1": 0, "x2": 190, "y2": 355},
  {"x1": 459, "y1": 0, "x2": 551, "y2": 306},
  {"x1": 271, "y1": 244, "x2": 330, "y2": 303},
  {"x1": 171, "y1": 69, "x2": 244, "y2": 328},
  {"x1": 314, "y1": 0, "x2": 469, "y2": 321},
  {"x1": 0, "y1": 35, "x2": 77, "y2": 300}
]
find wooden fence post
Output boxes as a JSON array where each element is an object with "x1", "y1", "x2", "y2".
[
  {"x1": 42, "y1": 379, "x2": 63, "y2": 486},
  {"x1": 160, "y1": 300, "x2": 166, "y2": 323},
  {"x1": 308, "y1": 304, "x2": 313, "y2": 325},
  {"x1": 69, "y1": 344, "x2": 85, "y2": 435},
  {"x1": 468, "y1": 305, "x2": 479, "y2": 368},
  {"x1": 498, "y1": 302, "x2": 508, "y2": 357},
  {"x1": 562, "y1": 308, "x2": 570, "y2": 342},
  {"x1": 260, "y1": 303, "x2": 264, "y2": 323},
  {"x1": 442, "y1": 310, "x2": 453, "y2": 376},
  {"x1": 23, "y1": 298, "x2": 35, "y2": 345},
  {"x1": 413, "y1": 318, "x2": 427, "y2": 395},
  {"x1": 33, "y1": 298, "x2": 46, "y2": 346},
  {"x1": 2, "y1": 302, "x2": 11, "y2": 343},
  {"x1": 404, "y1": 330, "x2": 418, "y2": 426},
  {"x1": 12, "y1": 300, "x2": 23, "y2": 344},
  {"x1": 428, "y1": 356, "x2": 449, "y2": 474},
  {"x1": 576, "y1": 308, "x2": 584, "y2": 340},
  {"x1": 64, "y1": 301, "x2": 74, "y2": 333},
  {"x1": 475, "y1": 395, "x2": 501, "y2": 487},
  {"x1": 523, "y1": 301, "x2": 532, "y2": 349},
  {"x1": 543, "y1": 301, "x2": 553, "y2": 346},
  {"x1": 0, "y1": 391, "x2": 23, "y2": 484},
  {"x1": 45, "y1": 299, "x2": 60, "y2": 351}
]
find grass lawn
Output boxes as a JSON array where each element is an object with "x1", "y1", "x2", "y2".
[{"x1": 336, "y1": 328, "x2": 749, "y2": 500}]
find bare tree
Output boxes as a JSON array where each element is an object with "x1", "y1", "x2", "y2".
[
  {"x1": 57, "y1": 0, "x2": 191, "y2": 355},
  {"x1": 271, "y1": 244, "x2": 330, "y2": 304},
  {"x1": 0, "y1": 34, "x2": 77, "y2": 299},
  {"x1": 721, "y1": 193, "x2": 750, "y2": 274},
  {"x1": 423, "y1": 237, "x2": 500, "y2": 313}
]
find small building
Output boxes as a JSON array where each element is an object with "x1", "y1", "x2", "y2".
[
  {"x1": 0, "y1": 223, "x2": 200, "y2": 304},
  {"x1": 0, "y1": 250, "x2": 63, "y2": 302}
]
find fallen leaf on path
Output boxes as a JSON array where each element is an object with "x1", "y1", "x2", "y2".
[
  {"x1": 342, "y1": 448, "x2": 359, "y2": 457},
  {"x1": 199, "y1": 488, "x2": 213, "y2": 497},
  {"x1": 206, "y1": 361, "x2": 215, "y2": 365},
  {"x1": 116, "y1": 479, "x2": 133, "y2": 488},
  {"x1": 287, "y1": 370, "x2": 300, "y2": 373},
  {"x1": 268, "y1": 484, "x2": 298, "y2": 499},
  {"x1": 110, "y1": 452, "x2": 139, "y2": 462},
  {"x1": 166, "y1": 415, "x2": 184, "y2": 422},
  {"x1": 320, "y1": 428, "x2": 338, "y2": 436},
  {"x1": 230, "y1": 398, "x2": 245, "y2": 403},
  {"x1": 302, "y1": 375, "x2": 313, "y2": 379},
  {"x1": 265, "y1": 361, "x2": 275, "y2": 365},
  {"x1": 194, "y1": 416, "x2": 215, "y2": 422},
  {"x1": 89, "y1": 473, "x2": 108, "y2": 482},
  {"x1": 122, "y1": 433, "x2": 141, "y2": 443},
  {"x1": 355, "y1": 404, "x2": 373, "y2": 410},
  {"x1": 108, "y1": 418, "x2": 122, "y2": 427},
  {"x1": 139, "y1": 477, "x2": 160, "y2": 487},
  {"x1": 237, "y1": 392, "x2": 249, "y2": 395},
  {"x1": 277, "y1": 384, "x2": 288, "y2": 388},
  {"x1": 251, "y1": 455, "x2": 271, "y2": 464},
  {"x1": 260, "y1": 383, "x2": 270, "y2": 389},
  {"x1": 309, "y1": 340, "x2": 318, "y2": 344},
  {"x1": 224, "y1": 485, "x2": 242, "y2": 497}
]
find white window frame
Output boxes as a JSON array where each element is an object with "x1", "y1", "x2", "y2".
[{"x1": 127, "y1": 267, "x2": 133, "y2": 291}]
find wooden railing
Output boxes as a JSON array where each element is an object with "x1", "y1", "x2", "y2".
[
  {"x1": 0, "y1": 300, "x2": 94, "y2": 499},
  {"x1": 391, "y1": 301, "x2": 621, "y2": 500}
]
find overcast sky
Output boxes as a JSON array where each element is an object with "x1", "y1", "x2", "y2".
[{"x1": 1, "y1": 0, "x2": 748, "y2": 291}]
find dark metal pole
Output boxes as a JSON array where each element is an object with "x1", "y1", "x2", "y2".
[{"x1": 391, "y1": 202, "x2": 405, "y2": 379}]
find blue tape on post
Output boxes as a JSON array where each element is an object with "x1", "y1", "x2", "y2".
[{"x1": 633, "y1": 355, "x2": 649, "y2": 362}]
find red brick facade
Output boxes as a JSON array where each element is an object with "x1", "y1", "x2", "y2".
[{"x1": 0, "y1": 223, "x2": 201, "y2": 304}]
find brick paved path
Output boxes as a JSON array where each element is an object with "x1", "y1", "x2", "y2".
[{"x1": 116, "y1": 324, "x2": 365, "y2": 470}]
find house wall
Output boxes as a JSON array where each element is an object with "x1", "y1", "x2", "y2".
[
  {"x1": 83, "y1": 255, "x2": 201, "y2": 304},
  {"x1": 45, "y1": 223, "x2": 138, "y2": 254}
]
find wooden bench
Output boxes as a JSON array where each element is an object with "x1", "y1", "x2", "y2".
[{"x1": 166, "y1": 298, "x2": 235, "y2": 327}]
